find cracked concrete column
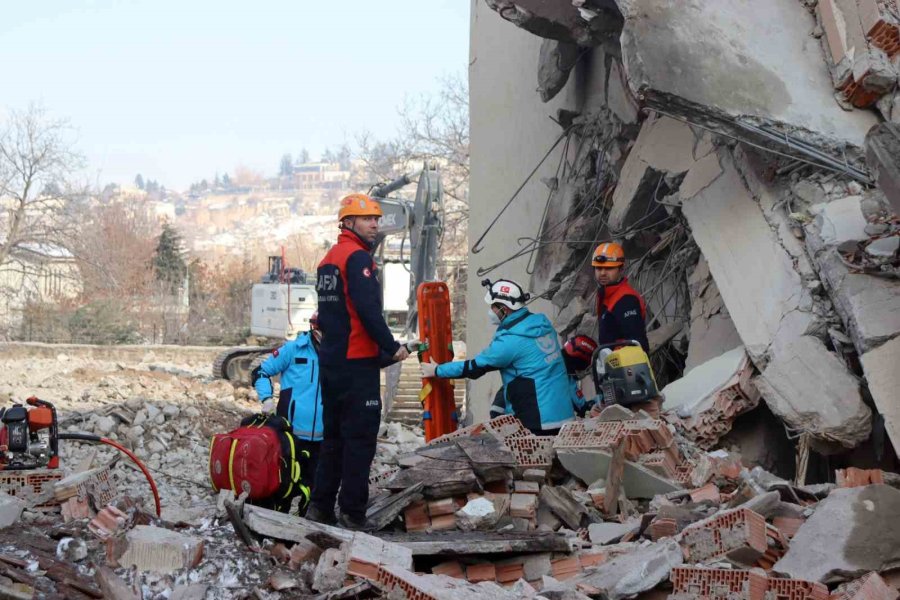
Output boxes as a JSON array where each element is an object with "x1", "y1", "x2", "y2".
[{"x1": 680, "y1": 149, "x2": 871, "y2": 448}]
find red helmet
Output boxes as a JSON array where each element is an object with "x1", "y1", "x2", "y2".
[{"x1": 563, "y1": 335, "x2": 598, "y2": 374}]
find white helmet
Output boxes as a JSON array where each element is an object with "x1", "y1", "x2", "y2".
[{"x1": 482, "y1": 278, "x2": 530, "y2": 311}]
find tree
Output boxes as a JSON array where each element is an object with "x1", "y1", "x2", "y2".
[
  {"x1": 0, "y1": 105, "x2": 83, "y2": 299},
  {"x1": 299, "y1": 148, "x2": 310, "y2": 164},
  {"x1": 279, "y1": 153, "x2": 294, "y2": 177},
  {"x1": 153, "y1": 222, "x2": 187, "y2": 292},
  {"x1": 221, "y1": 173, "x2": 232, "y2": 188},
  {"x1": 355, "y1": 73, "x2": 470, "y2": 332},
  {"x1": 134, "y1": 174, "x2": 145, "y2": 190}
]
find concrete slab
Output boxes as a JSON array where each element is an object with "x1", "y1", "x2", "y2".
[
  {"x1": 805, "y1": 194, "x2": 900, "y2": 353},
  {"x1": 755, "y1": 336, "x2": 871, "y2": 449},
  {"x1": 682, "y1": 152, "x2": 815, "y2": 362},
  {"x1": 685, "y1": 256, "x2": 742, "y2": 371},
  {"x1": 0, "y1": 492, "x2": 25, "y2": 528},
  {"x1": 556, "y1": 448, "x2": 681, "y2": 498},
  {"x1": 588, "y1": 521, "x2": 636, "y2": 544},
  {"x1": 573, "y1": 539, "x2": 684, "y2": 600},
  {"x1": 614, "y1": 0, "x2": 878, "y2": 149},
  {"x1": 861, "y1": 337, "x2": 900, "y2": 456},
  {"x1": 773, "y1": 485, "x2": 900, "y2": 583},
  {"x1": 662, "y1": 347, "x2": 747, "y2": 416}
]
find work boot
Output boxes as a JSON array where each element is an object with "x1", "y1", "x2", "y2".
[
  {"x1": 304, "y1": 504, "x2": 336, "y2": 526},
  {"x1": 337, "y1": 513, "x2": 370, "y2": 531}
]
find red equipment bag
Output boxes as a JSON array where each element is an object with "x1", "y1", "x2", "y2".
[{"x1": 208, "y1": 414, "x2": 306, "y2": 510}]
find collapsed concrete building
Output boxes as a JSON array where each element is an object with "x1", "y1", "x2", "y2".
[{"x1": 467, "y1": 0, "x2": 900, "y2": 478}]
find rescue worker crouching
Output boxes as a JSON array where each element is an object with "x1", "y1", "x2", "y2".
[
  {"x1": 421, "y1": 278, "x2": 582, "y2": 436},
  {"x1": 306, "y1": 193, "x2": 409, "y2": 531},
  {"x1": 251, "y1": 312, "x2": 323, "y2": 515}
]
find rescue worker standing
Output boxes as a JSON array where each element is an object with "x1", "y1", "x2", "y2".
[
  {"x1": 252, "y1": 312, "x2": 323, "y2": 515},
  {"x1": 592, "y1": 242, "x2": 649, "y2": 353},
  {"x1": 307, "y1": 194, "x2": 409, "y2": 530},
  {"x1": 421, "y1": 278, "x2": 581, "y2": 435}
]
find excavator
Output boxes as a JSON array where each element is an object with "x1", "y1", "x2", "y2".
[{"x1": 212, "y1": 162, "x2": 445, "y2": 386}]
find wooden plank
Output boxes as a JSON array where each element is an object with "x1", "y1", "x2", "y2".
[
  {"x1": 375, "y1": 531, "x2": 571, "y2": 556},
  {"x1": 224, "y1": 495, "x2": 260, "y2": 551},
  {"x1": 384, "y1": 468, "x2": 478, "y2": 499},
  {"x1": 604, "y1": 440, "x2": 625, "y2": 516},
  {"x1": 244, "y1": 504, "x2": 354, "y2": 545},
  {"x1": 457, "y1": 434, "x2": 516, "y2": 467},
  {"x1": 539, "y1": 486, "x2": 587, "y2": 530},
  {"x1": 365, "y1": 483, "x2": 424, "y2": 531}
]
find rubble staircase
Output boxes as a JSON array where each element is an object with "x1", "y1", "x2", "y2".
[{"x1": 384, "y1": 356, "x2": 465, "y2": 426}]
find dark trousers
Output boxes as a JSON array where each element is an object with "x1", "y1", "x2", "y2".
[
  {"x1": 310, "y1": 363, "x2": 381, "y2": 521},
  {"x1": 296, "y1": 439, "x2": 320, "y2": 516}
]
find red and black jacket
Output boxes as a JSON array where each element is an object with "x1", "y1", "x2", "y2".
[
  {"x1": 596, "y1": 277, "x2": 649, "y2": 353},
  {"x1": 316, "y1": 229, "x2": 400, "y2": 367}
]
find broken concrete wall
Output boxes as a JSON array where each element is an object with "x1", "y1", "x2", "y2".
[
  {"x1": 468, "y1": 1, "x2": 583, "y2": 421},
  {"x1": 613, "y1": 0, "x2": 878, "y2": 152}
]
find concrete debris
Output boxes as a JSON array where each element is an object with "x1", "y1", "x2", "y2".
[
  {"x1": 483, "y1": 0, "x2": 622, "y2": 46},
  {"x1": 774, "y1": 485, "x2": 900, "y2": 583},
  {"x1": 662, "y1": 347, "x2": 759, "y2": 448},
  {"x1": 538, "y1": 39, "x2": 581, "y2": 102},
  {"x1": 0, "y1": 492, "x2": 26, "y2": 529},
  {"x1": 573, "y1": 539, "x2": 684, "y2": 600},
  {"x1": 754, "y1": 335, "x2": 871, "y2": 450},
  {"x1": 112, "y1": 525, "x2": 204, "y2": 574}
]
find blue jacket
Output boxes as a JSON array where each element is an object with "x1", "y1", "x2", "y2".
[
  {"x1": 253, "y1": 332, "x2": 323, "y2": 441},
  {"x1": 435, "y1": 308, "x2": 581, "y2": 432}
]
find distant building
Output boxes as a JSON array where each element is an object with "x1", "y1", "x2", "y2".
[
  {"x1": 292, "y1": 163, "x2": 350, "y2": 190},
  {"x1": 0, "y1": 242, "x2": 81, "y2": 334}
]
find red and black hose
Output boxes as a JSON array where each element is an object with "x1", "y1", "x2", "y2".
[{"x1": 58, "y1": 432, "x2": 161, "y2": 517}]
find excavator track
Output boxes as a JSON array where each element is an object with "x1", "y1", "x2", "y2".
[{"x1": 212, "y1": 346, "x2": 276, "y2": 387}]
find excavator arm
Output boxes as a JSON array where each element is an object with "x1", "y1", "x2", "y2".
[{"x1": 370, "y1": 162, "x2": 445, "y2": 335}]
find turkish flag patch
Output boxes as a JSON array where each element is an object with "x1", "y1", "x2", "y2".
[
  {"x1": 362, "y1": 268, "x2": 372, "y2": 278},
  {"x1": 272, "y1": 349, "x2": 279, "y2": 357}
]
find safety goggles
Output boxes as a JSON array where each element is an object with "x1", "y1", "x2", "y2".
[{"x1": 591, "y1": 254, "x2": 625, "y2": 265}]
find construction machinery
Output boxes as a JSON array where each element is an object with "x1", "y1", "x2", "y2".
[{"x1": 213, "y1": 163, "x2": 445, "y2": 386}]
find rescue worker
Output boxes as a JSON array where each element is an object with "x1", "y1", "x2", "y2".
[
  {"x1": 306, "y1": 193, "x2": 409, "y2": 530},
  {"x1": 421, "y1": 278, "x2": 580, "y2": 435},
  {"x1": 252, "y1": 312, "x2": 323, "y2": 515},
  {"x1": 488, "y1": 333, "x2": 599, "y2": 420},
  {"x1": 591, "y1": 241, "x2": 659, "y2": 416},
  {"x1": 592, "y1": 242, "x2": 649, "y2": 353}
]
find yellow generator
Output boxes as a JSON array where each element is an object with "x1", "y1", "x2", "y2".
[{"x1": 592, "y1": 341, "x2": 659, "y2": 407}]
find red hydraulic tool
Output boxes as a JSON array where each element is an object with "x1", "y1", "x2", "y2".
[{"x1": 416, "y1": 281, "x2": 458, "y2": 442}]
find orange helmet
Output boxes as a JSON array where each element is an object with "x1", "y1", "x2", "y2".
[
  {"x1": 592, "y1": 242, "x2": 625, "y2": 267},
  {"x1": 338, "y1": 193, "x2": 383, "y2": 220}
]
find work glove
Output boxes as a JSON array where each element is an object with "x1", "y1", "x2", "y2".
[
  {"x1": 419, "y1": 358, "x2": 439, "y2": 379},
  {"x1": 260, "y1": 399, "x2": 276, "y2": 414}
]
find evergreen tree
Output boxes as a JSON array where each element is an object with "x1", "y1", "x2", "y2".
[
  {"x1": 221, "y1": 173, "x2": 231, "y2": 188},
  {"x1": 153, "y1": 222, "x2": 187, "y2": 292},
  {"x1": 134, "y1": 174, "x2": 145, "y2": 190},
  {"x1": 299, "y1": 148, "x2": 310, "y2": 164},
  {"x1": 279, "y1": 153, "x2": 294, "y2": 177}
]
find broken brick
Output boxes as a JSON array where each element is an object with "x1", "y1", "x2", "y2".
[
  {"x1": 88, "y1": 505, "x2": 129, "y2": 540},
  {"x1": 432, "y1": 560, "x2": 465, "y2": 579},
  {"x1": 836, "y1": 467, "x2": 885, "y2": 488},
  {"x1": 426, "y1": 498, "x2": 458, "y2": 517},
  {"x1": 681, "y1": 508, "x2": 767, "y2": 566},
  {"x1": 550, "y1": 556, "x2": 581, "y2": 580},
  {"x1": 465, "y1": 562, "x2": 496, "y2": 583},
  {"x1": 429, "y1": 514, "x2": 456, "y2": 531},
  {"x1": 404, "y1": 501, "x2": 429, "y2": 532},
  {"x1": 772, "y1": 516, "x2": 804, "y2": 539},
  {"x1": 689, "y1": 482, "x2": 721, "y2": 504},
  {"x1": 113, "y1": 525, "x2": 203, "y2": 574},
  {"x1": 832, "y1": 572, "x2": 899, "y2": 600},
  {"x1": 510, "y1": 493, "x2": 538, "y2": 519},
  {"x1": 670, "y1": 566, "x2": 768, "y2": 600}
]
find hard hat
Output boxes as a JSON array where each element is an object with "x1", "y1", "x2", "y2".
[
  {"x1": 338, "y1": 193, "x2": 383, "y2": 220},
  {"x1": 563, "y1": 335, "x2": 598, "y2": 374},
  {"x1": 482, "y1": 278, "x2": 529, "y2": 311},
  {"x1": 592, "y1": 242, "x2": 625, "y2": 267},
  {"x1": 309, "y1": 311, "x2": 320, "y2": 331}
]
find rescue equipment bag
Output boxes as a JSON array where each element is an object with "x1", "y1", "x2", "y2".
[{"x1": 208, "y1": 414, "x2": 309, "y2": 511}]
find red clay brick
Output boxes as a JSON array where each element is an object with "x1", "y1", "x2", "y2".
[
  {"x1": 551, "y1": 556, "x2": 582, "y2": 580},
  {"x1": 767, "y1": 577, "x2": 829, "y2": 600},
  {"x1": 832, "y1": 572, "x2": 899, "y2": 600},
  {"x1": 690, "y1": 482, "x2": 722, "y2": 504},
  {"x1": 670, "y1": 566, "x2": 768, "y2": 600},
  {"x1": 432, "y1": 560, "x2": 465, "y2": 579},
  {"x1": 681, "y1": 508, "x2": 767, "y2": 566},
  {"x1": 772, "y1": 516, "x2": 804, "y2": 539},
  {"x1": 429, "y1": 514, "x2": 456, "y2": 531},
  {"x1": 427, "y1": 498, "x2": 458, "y2": 517},
  {"x1": 466, "y1": 562, "x2": 496, "y2": 583}
]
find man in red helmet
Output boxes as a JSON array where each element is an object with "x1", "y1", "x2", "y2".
[{"x1": 592, "y1": 242, "x2": 649, "y2": 353}]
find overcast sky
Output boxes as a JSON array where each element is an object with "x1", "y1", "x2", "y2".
[{"x1": 1, "y1": 1, "x2": 470, "y2": 190}]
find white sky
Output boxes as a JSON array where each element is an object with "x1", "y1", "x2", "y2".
[{"x1": 0, "y1": 1, "x2": 471, "y2": 189}]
